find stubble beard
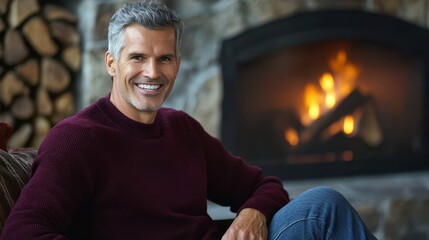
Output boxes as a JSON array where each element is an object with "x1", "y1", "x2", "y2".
[{"x1": 126, "y1": 91, "x2": 161, "y2": 113}]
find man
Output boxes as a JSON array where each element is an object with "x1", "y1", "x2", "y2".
[{"x1": 1, "y1": 1, "x2": 376, "y2": 239}]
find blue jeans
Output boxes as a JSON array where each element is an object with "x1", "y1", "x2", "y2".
[{"x1": 269, "y1": 187, "x2": 377, "y2": 240}]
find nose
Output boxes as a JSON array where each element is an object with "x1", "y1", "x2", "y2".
[{"x1": 144, "y1": 59, "x2": 161, "y2": 80}]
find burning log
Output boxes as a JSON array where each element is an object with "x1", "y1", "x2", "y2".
[
  {"x1": 300, "y1": 88, "x2": 369, "y2": 144},
  {"x1": 354, "y1": 97, "x2": 384, "y2": 147},
  {"x1": 293, "y1": 87, "x2": 384, "y2": 157}
]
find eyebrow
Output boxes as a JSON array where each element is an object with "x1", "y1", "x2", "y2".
[
  {"x1": 127, "y1": 52, "x2": 176, "y2": 59},
  {"x1": 160, "y1": 53, "x2": 177, "y2": 59}
]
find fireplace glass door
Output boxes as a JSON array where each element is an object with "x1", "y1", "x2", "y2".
[{"x1": 236, "y1": 40, "x2": 422, "y2": 166}]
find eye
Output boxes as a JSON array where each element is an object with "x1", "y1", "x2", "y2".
[
  {"x1": 131, "y1": 55, "x2": 143, "y2": 61},
  {"x1": 159, "y1": 56, "x2": 173, "y2": 63}
]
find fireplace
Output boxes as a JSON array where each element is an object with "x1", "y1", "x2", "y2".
[{"x1": 220, "y1": 9, "x2": 429, "y2": 179}]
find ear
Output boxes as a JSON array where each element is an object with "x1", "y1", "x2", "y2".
[{"x1": 105, "y1": 51, "x2": 116, "y2": 76}]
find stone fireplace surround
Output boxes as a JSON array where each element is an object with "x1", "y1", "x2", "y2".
[{"x1": 33, "y1": 0, "x2": 429, "y2": 239}]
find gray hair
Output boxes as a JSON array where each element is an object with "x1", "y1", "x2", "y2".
[{"x1": 108, "y1": 0, "x2": 185, "y2": 61}]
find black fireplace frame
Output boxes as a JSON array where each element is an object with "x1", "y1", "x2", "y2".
[{"x1": 220, "y1": 9, "x2": 429, "y2": 179}]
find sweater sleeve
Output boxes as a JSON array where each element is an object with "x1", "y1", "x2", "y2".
[
  {"x1": 187, "y1": 115, "x2": 290, "y2": 222},
  {"x1": 0, "y1": 122, "x2": 97, "y2": 239}
]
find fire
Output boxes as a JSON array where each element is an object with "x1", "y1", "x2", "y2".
[
  {"x1": 301, "y1": 49, "x2": 360, "y2": 135},
  {"x1": 330, "y1": 50, "x2": 359, "y2": 97},
  {"x1": 304, "y1": 83, "x2": 320, "y2": 120},
  {"x1": 319, "y1": 72, "x2": 335, "y2": 91},
  {"x1": 302, "y1": 74, "x2": 335, "y2": 124},
  {"x1": 284, "y1": 128, "x2": 299, "y2": 147},
  {"x1": 287, "y1": 49, "x2": 362, "y2": 150},
  {"x1": 279, "y1": 47, "x2": 384, "y2": 163},
  {"x1": 319, "y1": 73, "x2": 336, "y2": 108},
  {"x1": 325, "y1": 92, "x2": 336, "y2": 108},
  {"x1": 343, "y1": 115, "x2": 354, "y2": 135},
  {"x1": 308, "y1": 103, "x2": 320, "y2": 120}
]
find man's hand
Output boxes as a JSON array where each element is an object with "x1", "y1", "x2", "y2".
[{"x1": 221, "y1": 208, "x2": 268, "y2": 240}]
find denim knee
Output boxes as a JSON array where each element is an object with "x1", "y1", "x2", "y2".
[
  {"x1": 299, "y1": 186, "x2": 347, "y2": 204},
  {"x1": 268, "y1": 186, "x2": 376, "y2": 240}
]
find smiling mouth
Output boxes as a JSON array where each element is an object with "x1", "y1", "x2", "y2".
[{"x1": 136, "y1": 83, "x2": 162, "y2": 91}]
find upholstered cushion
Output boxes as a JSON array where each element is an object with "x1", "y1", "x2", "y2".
[{"x1": 0, "y1": 148, "x2": 37, "y2": 233}]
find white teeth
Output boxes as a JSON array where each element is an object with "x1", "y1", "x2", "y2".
[{"x1": 137, "y1": 84, "x2": 161, "y2": 90}]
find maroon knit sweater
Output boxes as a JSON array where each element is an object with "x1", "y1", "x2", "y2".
[{"x1": 1, "y1": 96, "x2": 289, "y2": 240}]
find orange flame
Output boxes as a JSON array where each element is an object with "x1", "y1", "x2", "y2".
[
  {"x1": 343, "y1": 115, "x2": 354, "y2": 135},
  {"x1": 296, "y1": 49, "x2": 361, "y2": 148},
  {"x1": 284, "y1": 128, "x2": 299, "y2": 147},
  {"x1": 304, "y1": 84, "x2": 320, "y2": 120},
  {"x1": 319, "y1": 73, "x2": 336, "y2": 108}
]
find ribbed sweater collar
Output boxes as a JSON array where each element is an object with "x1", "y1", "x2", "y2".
[{"x1": 95, "y1": 95, "x2": 164, "y2": 139}]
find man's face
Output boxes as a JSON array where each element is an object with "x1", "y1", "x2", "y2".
[{"x1": 106, "y1": 24, "x2": 180, "y2": 123}]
